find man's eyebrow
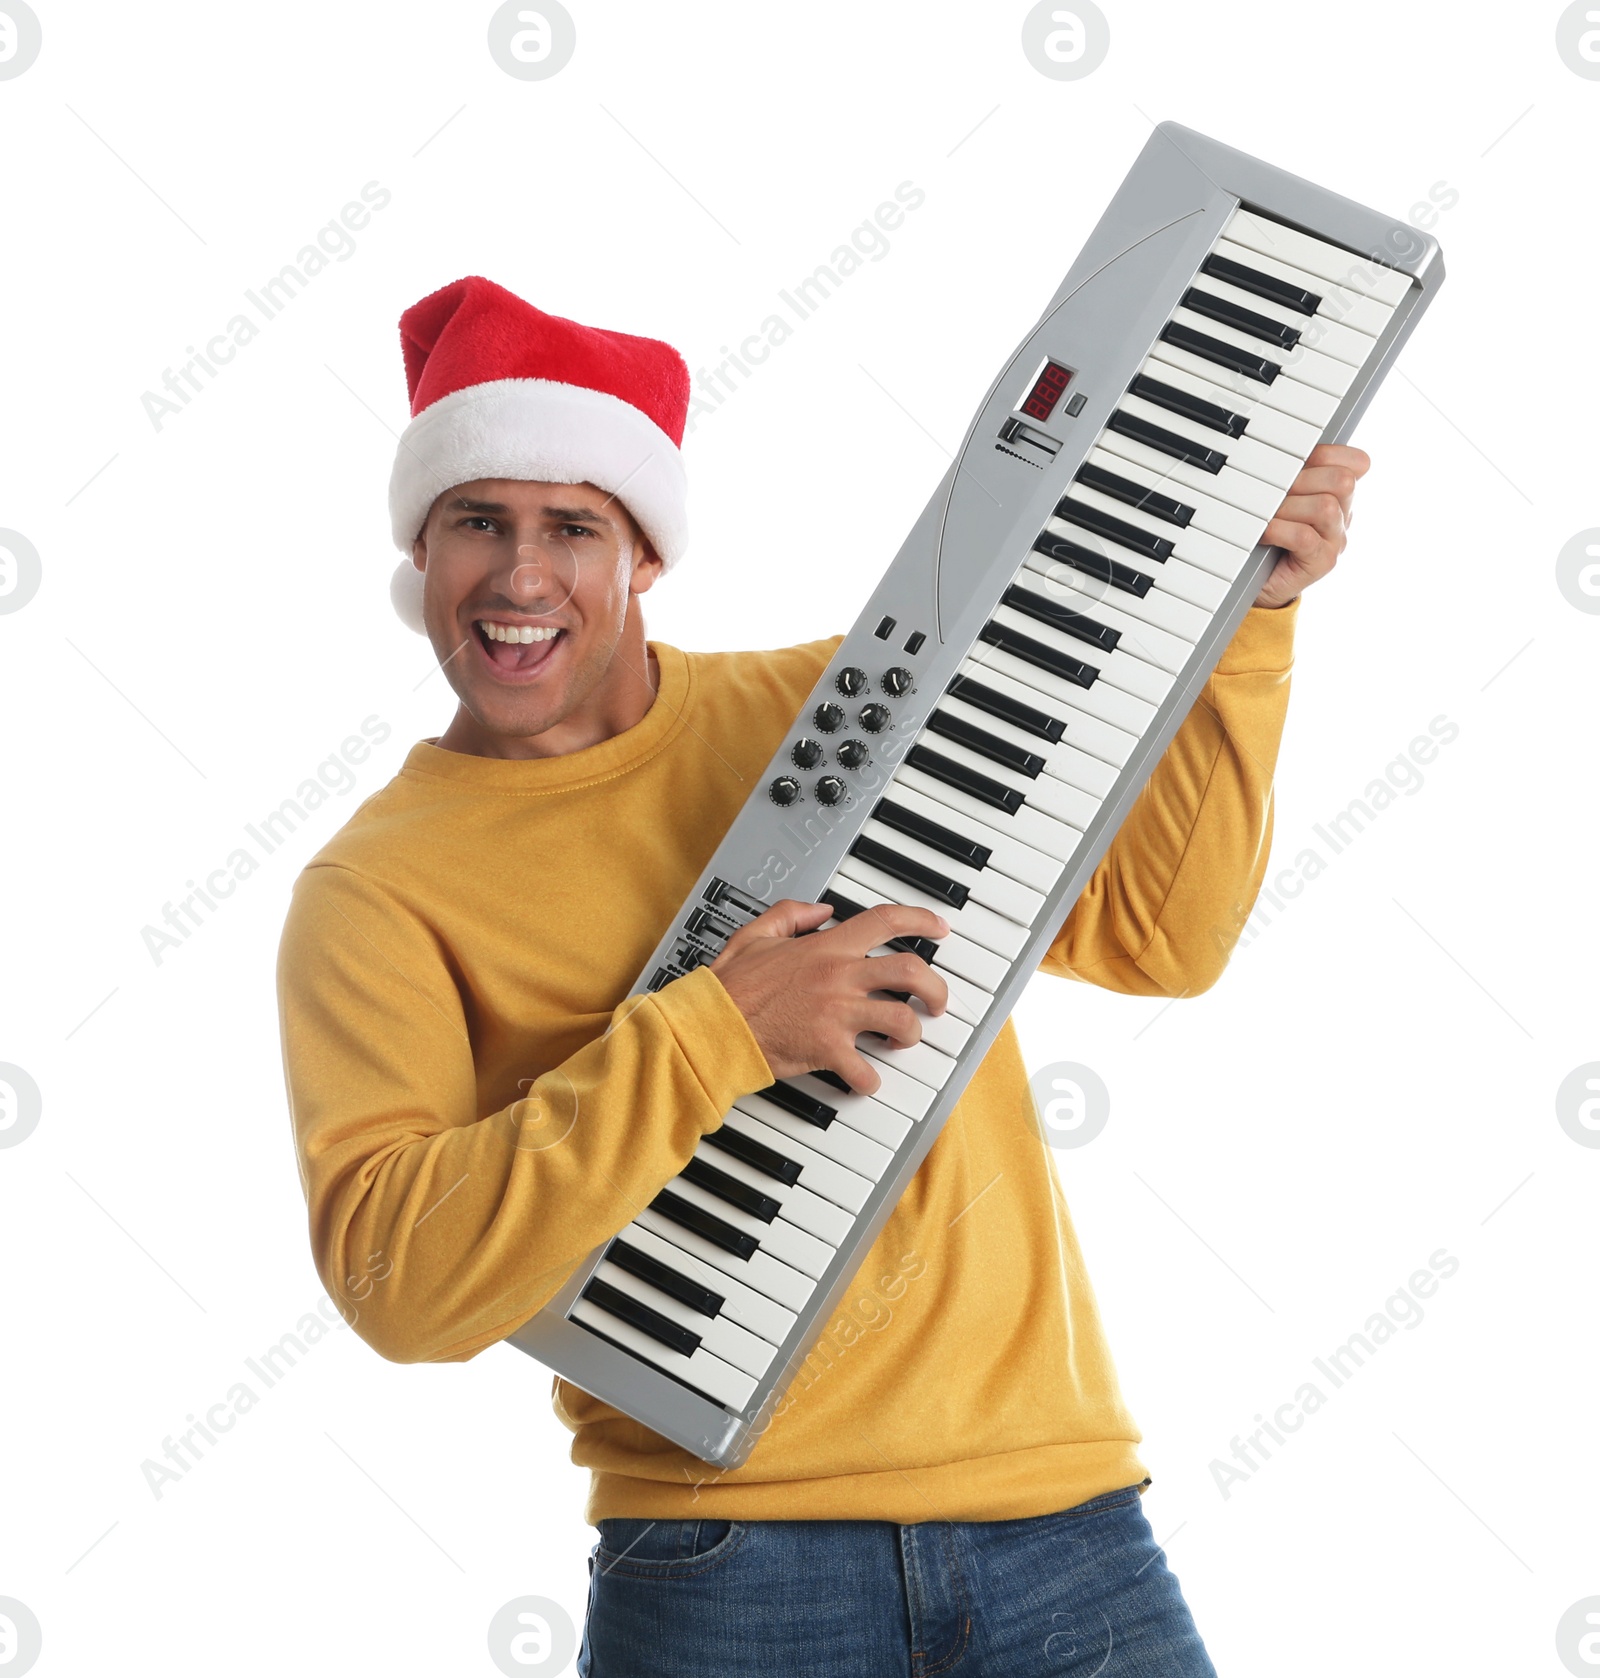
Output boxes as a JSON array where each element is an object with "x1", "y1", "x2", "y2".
[{"x1": 446, "y1": 496, "x2": 613, "y2": 523}]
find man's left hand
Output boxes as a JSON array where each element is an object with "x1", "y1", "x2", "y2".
[{"x1": 1253, "y1": 443, "x2": 1371, "y2": 609}]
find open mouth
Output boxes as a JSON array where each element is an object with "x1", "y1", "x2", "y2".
[{"x1": 472, "y1": 618, "x2": 566, "y2": 678}]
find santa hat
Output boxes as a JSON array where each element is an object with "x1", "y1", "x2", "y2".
[{"x1": 386, "y1": 275, "x2": 691, "y2": 632}]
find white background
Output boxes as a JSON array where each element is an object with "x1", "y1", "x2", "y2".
[{"x1": 1, "y1": 2, "x2": 1596, "y2": 1674}]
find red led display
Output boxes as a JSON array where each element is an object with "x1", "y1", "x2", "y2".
[{"x1": 1021, "y1": 360, "x2": 1072, "y2": 422}]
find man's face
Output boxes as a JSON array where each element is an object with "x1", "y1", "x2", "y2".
[{"x1": 410, "y1": 478, "x2": 661, "y2": 745}]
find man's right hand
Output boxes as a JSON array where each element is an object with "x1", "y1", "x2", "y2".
[{"x1": 707, "y1": 899, "x2": 950, "y2": 1096}]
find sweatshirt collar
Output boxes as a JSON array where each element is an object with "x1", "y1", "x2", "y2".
[{"x1": 399, "y1": 640, "x2": 690, "y2": 793}]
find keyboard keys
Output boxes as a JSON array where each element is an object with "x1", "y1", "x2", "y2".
[
  {"x1": 893, "y1": 759, "x2": 1084, "y2": 871},
  {"x1": 634, "y1": 1201, "x2": 815, "y2": 1313},
  {"x1": 1127, "y1": 372, "x2": 1247, "y2": 439},
  {"x1": 1148, "y1": 332, "x2": 1339, "y2": 427},
  {"x1": 733, "y1": 1091, "x2": 893, "y2": 1180},
  {"x1": 1186, "y1": 273, "x2": 1373, "y2": 368},
  {"x1": 1096, "y1": 415, "x2": 1285, "y2": 520},
  {"x1": 1160, "y1": 317, "x2": 1280, "y2": 384},
  {"x1": 836, "y1": 852, "x2": 1024, "y2": 973},
  {"x1": 875, "y1": 795, "x2": 995, "y2": 868},
  {"x1": 859, "y1": 813, "x2": 1045, "y2": 927},
  {"x1": 1180, "y1": 284, "x2": 1301, "y2": 350},
  {"x1": 1201, "y1": 249, "x2": 1320, "y2": 316},
  {"x1": 879, "y1": 775, "x2": 1064, "y2": 896},
  {"x1": 589, "y1": 1265, "x2": 777, "y2": 1378},
  {"x1": 1116, "y1": 392, "x2": 1302, "y2": 491},
  {"x1": 1129, "y1": 358, "x2": 1322, "y2": 459},
  {"x1": 936, "y1": 690, "x2": 1120, "y2": 797},
  {"x1": 816, "y1": 894, "x2": 995, "y2": 1026},
  {"x1": 1208, "y1": 236, "x2": 1396, "y2": 337},
  {"x1": 1017, "y1": 551, "x2": 1211, "y2": 646},
  {"x1": 1223, "y1": 208, "x2": 1413, "y2": 305},
  {"x1": 702, "y1": 1121, "x2": 802, "y2": 1187},
  {"x1": 1074, "y1": 459, "x2": 1194, "y2": 526},
  {"x1": 1056, "y1": 493, "x2": 1176, "y2": 562},
  {"x1": 615, "y1": 1222, "x2": 796, "y2": 1342},
  {"x1": 786, "y1": 1065, "x2": 922, "y2": 1144},
  {"x1": 1080, "y1": 445, "x2": 1264, "y2": 550},
  {"x1": 990, "y1": 600, "x2": 1169, "y2": 715},
  {"x1": 925, "y1": 705, "x2": 1048, "y2": 776},
  {"x1": 663, "y1": 1175, "x2": 835, "y2": 1278},
  {"x1": 945, "y1": 672, "x2": 1065, "y2": 742},
  {"x1": 1107, "y1": 407, "x2": 1227, "y2": 473},
  {"x1": 570, "y1": 1292, "x2": 759, "y2": 1410},
  {"x1": 719, "y1": 1109, "x2": 874, "y2": 1214},
  {"x1": 1169, "y1": 304, "x2": 1358, "y2": 401},
  {"x1": 691, "y1": 1141, "x2": 855, "y2": 1245}
]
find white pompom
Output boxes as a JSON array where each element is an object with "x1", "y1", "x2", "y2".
[{"x1": 389, "y1": 560, "x2": 428, "y2": 634}]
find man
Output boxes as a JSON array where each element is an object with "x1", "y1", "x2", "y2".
[{"x1": 277, "y1": 275, "x2": 1366, "y2": 1675}]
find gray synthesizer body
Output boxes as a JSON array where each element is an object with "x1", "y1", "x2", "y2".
[{"x1": 506, "y1": 122, "x2": 1445, "y2": 1466}]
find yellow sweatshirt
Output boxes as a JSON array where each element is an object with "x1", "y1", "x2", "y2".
[{"x1": 276, "y1": 600, "x2": 1297, "y2": 1524}]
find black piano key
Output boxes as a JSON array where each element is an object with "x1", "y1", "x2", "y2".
[
  {"x1": 607, "y1": 1236, "x2": 725, "y2": 1317},
  {"x1": 582, "y1": 1276, "x2": 702, "y2": 1356},
  {"x1": 1073, "y1": 462, "x2": 1193, "y2": 529},
  {"x1": 1202, "y1": 251, "x2": 1320, "y2": 316},
  {"x1": 757, "y1": 1079, "x2": 837, "y2": 1128},
  {"x1": 875, "y1": 794, "x2": 994, "y2": 869},
  {"x1": 1057, "y1": 496, "x2": 1175, "y2": 563},
  {"x1": 1106, "y1": 410, "x2": 1227, "y2": 474},
  {"x1": 1001, "y1": 581, "x2": 1121, "y2": 656},
  {"x1": 1128, "y1": 372, "x2": 1247, "y2": 439},
  {"x1": 977, "y1": 619, "x2": 1100, "y2": 690},
  {"x1": 681, "y1": 1155, "x2": 781, "y2": 1222},
  {"x1": 905, "y1": 742, "x2": 1024, "y2": 815},
  {"x1": 809, "y1": 1068, "x2": 853, "y2": 1096},
  {"x1": 852, "y1": 831, "x2": 970, "y2": 910},
  {"x1": 1182, "y1": 286, "x2": 1301, "y2": 351},
  {"x1": 925, "y1": 705, "x2": 1045, "y2": 778},
  {"x1": 1160, "y1": 320, "x2": 1279, "y2": 384},
  {"x1": 703, "y1": 1123, "x2": 802, "y2": 1187},
  {"x1": 650, "y1": 1187, "x2": 758, "y2": 1259},
  {"x1": 1030, "y1": 533, "x2": 1154, "y2": 599},
  {"x1": 818, "y1": 889, "x2": 940, "y2": 963},
  {"x1": 945, "y1": 674, "x2": 1066, "y2": 744}
]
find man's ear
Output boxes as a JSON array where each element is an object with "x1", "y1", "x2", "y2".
[
  {"x1": 411, "y1": 534, "x2": 427, "y2": 572},
  {"x1": 630, "y1": 539, "x2": 664, "y2": 594}
]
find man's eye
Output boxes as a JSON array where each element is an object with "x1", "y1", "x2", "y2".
[
  {"x1": 461, "y1": 516, "x2": 496, "y2": 531},
  {"x1": 560, "y1": 524, "x2": 596, "y2": 539}
]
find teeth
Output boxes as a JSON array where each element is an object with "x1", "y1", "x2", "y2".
[{"x1": 478, "y1": 621, "x2": 560, "y2": 643}]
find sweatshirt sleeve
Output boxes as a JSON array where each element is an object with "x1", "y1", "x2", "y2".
[
  {"x1": 1038, "y1": 599, "x2": 1299, "y2": 998},
  {"x1": 276, "y1": 862, "x2": 774, "y2": 1366}
]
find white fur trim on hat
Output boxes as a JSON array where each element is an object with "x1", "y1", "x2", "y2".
[{"x1": 387, "y1": 377, "x2": 688, "y2": 632}]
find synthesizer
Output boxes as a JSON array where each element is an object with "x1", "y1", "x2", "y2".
[{"x1": 506, "y1": 122, "x2": 1445, "y2": 1466}]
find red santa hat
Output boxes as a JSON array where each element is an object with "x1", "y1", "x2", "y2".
[{"x1": 387, "y1": 275, "x2": 692, "y2": 632}]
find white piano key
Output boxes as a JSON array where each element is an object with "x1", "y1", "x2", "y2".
[
  {"x1": 788, "y1": 1068, "x2": 919, "y2": 1151},
  {"x1": 990, "y1": 600, "x2": 1173, "y2": 708},
  {"x1": 569, "y1": 1295, "x2": 759, "y2": 1410},
  {"x1": 860, "y1": 812, "x2": 1047, "y2": 926},
  {"x1": 1117, "y1": 391, "x2": 1303, "y2": 489},
  {"x1": 903, "y1": 728, "x2": 1104, "y2": 835},
  {"x1": 666, "y1": 1174, "x2": 836, "y2": 1279},
  {"x1": 856, "y1": 1031, "x2": 958, "y2": 1098},
  {"x1": 836, "y1": 854, "x2": 1021, "y2": 980},
  {"x1": 1097, "y1": 417, "x2": 1285, "y2": 521},
  {"x1": 636, "y1": 1203, "x2": 815, "y2": 1313},
  {"x1": 1037, "y1": 518, "x2": 1234, "y2": 610},
  {"x1": 690, "y1": 1145, "x2": 856, "y2": 1246},
  {"x1": 869, "y1": 988, "x2": 974, "y2": 1059},
  {"x1": 1209, "y1": 236, "x2": 1398, "y2": 338},
  {"x1": 936, "y1": 691, "x2": 1123, "y2": 796},
  {"x1": 878, "y1": 775, "x2": 1065, "y2": 896},
  {"x1": 1148, "y1": 334, "x2": 1340, "y2": 428},
  {"x1": 1167, "y1": 304, "x2": 1358, "y2": 400},
  {"x1": 732, "y1": 1092, "x2": 893, "y2": 1182},
  {"x1": 720, "y1": 1109, "x2": 874, "y2": 1216},
  {"x1": 1012, "y1": 556, "x2": 1212, "y2": 651},
  {"x1": 1130, "y1": 358, "x2": 1323, "y2": 460},
  {"x1": 892, "y1": 759, "x2": 1084, "y2": 870},
  {"x1": 620, "y1": 1220, "x2": 798, "y2": 1344},
  {"x1": 593, "y1": 1259, "x2": 779, "y2": 1377},
  {"x1": 1082, "y1": 443, "x2": 1267, "y2": 550},
  {"x1": 1187, "y1": 273, "x2": 1376, "y2": 367},
  {"x1": 792, "y1": 1013, "x2": 938, "y2": 1120},
  {"x1": 1224, "y1": 209, "x2": 1414, "y2": 306},
  {"x1": 1062, "y1": 475, "x2": 1258, "y2": 576}
]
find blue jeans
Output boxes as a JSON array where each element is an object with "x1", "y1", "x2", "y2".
[{"x1": 578, "y1": 1484, "x2": 1216, "y2": 1676}]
